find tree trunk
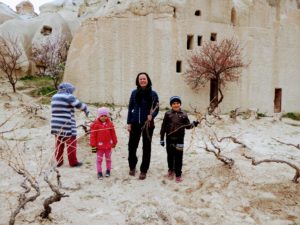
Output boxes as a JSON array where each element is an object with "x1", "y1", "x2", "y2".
[
  {"x1": 218, "y1": 87, "x2": 224, "y2": 106},
  {"x1": 12, "y1": 83, "x2": 16, "y2": 93},
  {"x1": 210, "y1": 78, "x2": 218, "y2": 107}
]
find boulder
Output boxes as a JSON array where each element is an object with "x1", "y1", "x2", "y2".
[
  {"x1": 0, "y1": 3, "x2": 19, "y2": 24},
  {"x1": 0, "y1": 13, "x2": 72, "y2": 76},
  {"x1": 16, "y1": 1, "x2": 37, "y2": 17}
]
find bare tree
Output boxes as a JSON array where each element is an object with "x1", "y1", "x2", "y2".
[
  {"x1": 40, "y1": 168, "x2": 68, "y2": 219},
  {"x1": 0, "y1": 34, "x2": 23, "y2": 92},
  {"x1": 7, "y1": 158, "x2": 41, "y2": 225},
  {"x1": 32, "y1": 33, "x2": 70, "y2": 89},
  {"x1": 184, "y1": 38, "x2": 248, "y2": 113},
  {"x1": 211, "y1": 132, "x2": 300, "y2": 183},
  {"x1": 242, "y1": 153, "x2": 300, "y2": 183},
  {"x1": 0, "y1": 107, "x2": 68, "y2": 224},
  {"x1": 0, "y1": 140, "x2": 70, "y2": 225}
]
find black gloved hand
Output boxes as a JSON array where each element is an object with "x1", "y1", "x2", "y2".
[
  {"x1": 85, "y1": 110, "x2": 90, "y2": 118},
  {"x1": 192, "y1": 121, "x2": 199, "y2": 127},
  {"x1": 91, "y1": 147, "x2": 97, "y2": 153},
  {"x1": 160, "y1": 140, "x2": 165, "y2": 147}
]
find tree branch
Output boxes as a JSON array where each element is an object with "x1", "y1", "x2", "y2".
[
  {"x1": 202, "y1": 140, "x2": 235, "y2": 168},
  {"x1": 272, "y1": 138, "x2": 300, "y2": 150},
  {"x1": 242, "y1": 153, "x2": 300, "y2": 183},
  {"x1": 40, "y1": 168, "x2": 68, "y2": 219}
]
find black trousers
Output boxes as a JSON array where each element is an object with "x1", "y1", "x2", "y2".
[
  {"x1": 166, "y1": 136, "x2": 184, "y2": 177},
  {"x1": 128, "y1": 123, "x2": 154, "y2": 173}
]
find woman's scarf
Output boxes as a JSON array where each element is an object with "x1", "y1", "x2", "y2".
[{"x1": 135, "y1": 86, "x2": 153, "y2": 110}]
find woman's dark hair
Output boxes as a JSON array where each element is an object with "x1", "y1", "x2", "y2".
[{"x1": 135, "y1": 72, "x2": 152, "y2": 88}]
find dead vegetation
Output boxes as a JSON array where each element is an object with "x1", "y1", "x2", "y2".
[
  {"x1": 0, "y1": 94, "x2": 69, "y2": 225},
  {"x1": 242, "y1": 153, "x2": 300, "y2": 183},
  {"x1": 0, "y1": 140, "x2": 69, "y2": 225},
  {"x1": 272, "y1": 138, "x2": 300, "y2": 150},
  {"x1": 0, "y1": 33, "x2": 23, "y2": 93},
  {"x1": 40, "y1": 168, "x2": 69, "y2": 219},
  {"x1": 194, "y1": 109, "x2": 300, "y2": 184}
]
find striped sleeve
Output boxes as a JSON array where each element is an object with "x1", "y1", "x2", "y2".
[{"x1": 69, "y1": 95, "x2": 87, "y2": 112}]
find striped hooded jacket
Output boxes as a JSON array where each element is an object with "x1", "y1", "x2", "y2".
[{"x1": 51, "y1": 82, "x2": 88, "y2": 137}]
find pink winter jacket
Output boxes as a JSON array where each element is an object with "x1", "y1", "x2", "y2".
[{"x1": 90, "y1": 118, "x2": 117, "y2": 150}]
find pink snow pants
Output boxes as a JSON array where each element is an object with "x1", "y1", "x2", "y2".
[{"x1": 96, "y1": 148, "x2": 112, "y2": 173}]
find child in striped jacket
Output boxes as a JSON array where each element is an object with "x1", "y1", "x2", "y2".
[{"x1": 51, "y1": 82, "x2": 89, "y2": 167}]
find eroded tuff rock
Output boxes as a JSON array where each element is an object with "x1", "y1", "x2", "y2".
[{"x1": 16, "y1": 1, "x2": 38, "y2": 17}]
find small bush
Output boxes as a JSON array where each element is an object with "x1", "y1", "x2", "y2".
[
  {"x1": 17, "y1": 75, "x2": 57, "y2": 104},
  {"x1": 18, "y1": 75, "x2": 53, "y2": 89},
  {"x1": 20, "y1": 75, "x2": 35, "y2": 81},
  {"x1": 257, "y1": 112, "x2": 266, "y2": 118},
  {"x1": 283, "y1": 112, "x2": 300, "y2": 121},
  {"x1": 29, "y1": 86, "x2": 56, "y2": 98},
  {"x1": 38, "y1": 86, "x2": 56, "y2": 96}
]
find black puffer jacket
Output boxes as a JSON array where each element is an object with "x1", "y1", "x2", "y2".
[
  {"x1": 127, "y1": 89, "x2": 159, "y2": 125},
  {"x1": 160, "y1": 109, "x2": 193, "y2": 140}
]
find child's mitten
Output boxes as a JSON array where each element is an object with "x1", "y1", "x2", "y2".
[
  {"x1": 91, "y1": 147, "x2": 97, "y2": 153},
  {"x1": 192, "y1": 121, "x2": 199, "y2": 127}
]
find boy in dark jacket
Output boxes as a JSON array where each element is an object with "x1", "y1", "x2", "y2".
[{"x1": 160, "y1": 96, "x2": 199, "y2": 182}]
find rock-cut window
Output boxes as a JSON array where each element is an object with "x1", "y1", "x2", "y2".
[
  {"x1": 176, "y1": 61, "x2": 182, "y2": 73},
  {"x1": 195, "y1": 10, "x2": 201, "y2": 16},
  {"x1": 40, "y1": 25, "x2": 52, "y2": 36}
]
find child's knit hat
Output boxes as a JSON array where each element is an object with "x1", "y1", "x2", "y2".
[
  {"x1": 58, "y1": 82, "x2": 75, "y2": 94},
  {"x1": 170, "y1": 96, "x2": 181, "y2": 105},
  {"x1": 98, "y1": 107, "x2": 109, "y2": 117}
]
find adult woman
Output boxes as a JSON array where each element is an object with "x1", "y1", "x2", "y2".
[{"x1": 127, "y1": 72, "x2": 159, "y2": 180}]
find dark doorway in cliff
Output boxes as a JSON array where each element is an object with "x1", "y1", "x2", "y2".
[
  {"x1": 187, "y1": 35, "x2": 194, "y2": 50},
  {"x1": 195, "y1": 10, "x2": 201, "y2": 16},
  {"x1": 210, "y1": 33, "x2": 217, "y2": 41},
  {"x1": 197, "y1": 35, "x2": 202, "y2": 46},
  {"x1": 274, "y1": 88, "x2": 282, "y2": 113},
  {"x1": 176, "y1": 61, "x2": 182, "y2": 73}
]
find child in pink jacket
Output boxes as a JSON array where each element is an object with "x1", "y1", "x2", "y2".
[{"x1": 90, "y1": 107, "x2": 117, "y2": 179}]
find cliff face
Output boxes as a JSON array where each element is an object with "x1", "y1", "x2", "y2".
[
  {"x1": 63, "y1": 0, "x2": 300, "y2": 113},
  {"x1": 0, "y1": 3, "x2": 19, "y2": 23},
  {"x1": 0, "y1": 0, "x2": 299, "y2": 113}
]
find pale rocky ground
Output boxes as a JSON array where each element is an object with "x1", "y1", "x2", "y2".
[{"x1": 0, "y1": 80, "x2": 299, "y2": 225}]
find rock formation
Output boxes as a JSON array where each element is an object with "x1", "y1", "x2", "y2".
[
  {"x1": 0, "y1": 0, "x2": 299, "y2": 114},
  {"x1": 16, "y1": 0, "x2": 38, "y2": 17},
  {"x1": 0, "y1": 1, "x2": 74, "y2": 76},
  {"x1": 0, "y1": 3, "x2": 19, "y2": 23},
  {"x1": 63, "y1": 0, "x2": 300, "y2": 114}
]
